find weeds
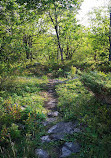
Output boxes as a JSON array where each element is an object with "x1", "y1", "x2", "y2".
[{"x1": 0, "y1": 76, "x2": 48, "y2": 157}]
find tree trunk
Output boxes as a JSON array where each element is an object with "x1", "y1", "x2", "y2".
[
  {"x1": 23, "y1": 35, "x2": 33, "y2": 60},
  {"x1": 54, "y1": 25, "x2": 63, "y2": 61},
  {"x1": 23, "y1": 35, "x2": 29, "y2": 59},
  {"x1": 48, "y1": 5, "x2": 64, "y2": 61},
  {"x1": 28, "y1": 36, "x2": 33, "y2": 61},
  {"x1": 109, "y1": 12, "x2": 111, "y2": 61}
]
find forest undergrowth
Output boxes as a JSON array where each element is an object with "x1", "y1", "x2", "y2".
[
  {"x1": 0, "y1": 76, "x2": 48, "y2": 157},
  {"x1": 0, "y1": 65, "x2": 111, "y2": 158}
]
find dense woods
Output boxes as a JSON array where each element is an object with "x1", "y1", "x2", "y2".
[{"x1": 0, "y1": 0, "x2": 111, "y2": 157}]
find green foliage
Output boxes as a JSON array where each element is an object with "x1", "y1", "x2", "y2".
[
  {"x1": 56, "y1": 75, "x2": 111, "y2": 157},
  {"x1": 0, "y1": 0, "x2": 111, "y2": 157},
  {"x1": 88, "y1": 7, "x2": 109, "y2": 61},
  {"x1": 56, "y1": 78, "x2": 92, "y2": 120},
  {"x1": 70, "y1": 66, "x2": 77, "y2": 78},
  {"x1": 9, "y1": 123, "x2": 21, "y2": 139},
  {"x1": 0, "y1": 76, "x2": 48, "y2": 157},
  {"x1": 81, "y1": 71, "x2": 111, "y2": 96}
]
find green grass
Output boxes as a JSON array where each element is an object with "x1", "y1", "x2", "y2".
[
  {"x1": 56, "y1": 78, "x2": 92, "y2": 120},
  {"x1": 56, "y1": 76, "x2": 111, "y2": 158},
  {"x1": 80, "y1": 71, "x2": 111, "y2": 93},
  {"x1": 1, "y1": 71, "x2": 111, "y2": 158},
  {"x1": 0, "y1": 76, "x2": 48, "y2": 158}
]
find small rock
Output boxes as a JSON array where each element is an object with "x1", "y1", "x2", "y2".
[
  {"x1": 64, "y1": 142, "x2": 80, "y2": 153},
  {"x1": 47, "y1": 111, "x2": 59, "y2": 117},
  {"x1": 60, "y1": 146, "x2": 72, "y2": 158},
  {"x1": 73, "y1": 128, "x2": 81, "y2": 133},
  {"x1": 60, "y1": 142, "x2": 80, "y2": 157},
  {"x1": 53, "y1": 111, "x2": 59, "y2": 117},
  {"x1": 48, "y1": 90, "x2": 53, "y2": 93},
  {"x1": 35, "y1": 149, "x2": 49, "y2": 158},
  {"x1": 42, "y1": 118, "x2": 57, "y2": 126},
  {"x1": 41, "y1": 136, "x2": 51, "y2": 143}
]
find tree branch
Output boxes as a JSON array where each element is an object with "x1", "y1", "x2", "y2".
[{"x1": 48, "y1": 11, "x2": 55, "y2": 26}]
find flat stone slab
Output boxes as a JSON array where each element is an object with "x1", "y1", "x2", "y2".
[
  {"x1": 48, "y1": 122, "x2": 80, "y2": 140},
  {"x1": 35, "y1": 149, "x2": 49, "y2": 158},
  {"x1": 60, "y1": 142, "x2": 80, "y2": 157}
]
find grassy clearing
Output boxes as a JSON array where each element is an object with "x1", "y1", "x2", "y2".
[
  {"x1": 56, "y1": 76, "x2": 111, "y2": 158},
  {"x1": 0, "y1": 76, "x2": 48, "y2": 158}
]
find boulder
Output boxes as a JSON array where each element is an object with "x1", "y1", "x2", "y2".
[{"x1": 48, "y1": 122, "x2": 80, "y2": 140}]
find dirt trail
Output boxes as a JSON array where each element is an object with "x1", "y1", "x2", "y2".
[
  {"x1": 42, "y1": 79, "x2": 61, "y2": 127},
  {"x1": 44, "y1": 79, "x2": 58, "y2": 111},
  {"x1": 35, "y1": 79, "x2": 81, "y2": 158}
]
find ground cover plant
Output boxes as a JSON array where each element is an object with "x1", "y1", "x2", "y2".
[
  {"x1": 56, "y1": 75, "x2": 111, "y2": 157},
  {"x1": 80, "y1": 71, "x2": 111, "y2": 104},
  {"x1": 0, "y1": 76, "x2": 48, "y2": 158}
]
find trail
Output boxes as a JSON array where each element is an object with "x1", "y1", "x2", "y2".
[
  {"x1": 43, "y1": 79, "x2": 60, "y2": 126},
  {"x1": 35, "y1": 79, "x2": 81, "y2": 158}
]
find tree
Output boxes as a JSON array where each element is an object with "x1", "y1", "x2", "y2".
[
  {"x1": 109, "y1": 4, "x2": 111, "y2": 61},
  {"x1": 88, "y1": 7, "x2": 109, "y2": 61},
  {"x1": 16, "y1": 0, "x2": 83, "y2": 62},
  {"x1": 45, "y1": 1, "x2": 83, "y2": 61},
  {"x1": 0, "y1": 0, "x2": 24, "y2": 74},
  {"x1": 0, "y1": 0, "x2": 40, "y2": 76}
]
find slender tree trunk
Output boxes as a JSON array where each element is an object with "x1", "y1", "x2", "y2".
[
  {"x1": 23, "y1": 35, "x2": 33, "y2": 60},
  {"x1": 94, "y1": 52, "x2": 97, "y2": 61},
  {"x1": 54, "y1": 25, "x2": 63, "y2": 61},
  {"x1": 28, "y1": 35, "x2": 33, "y2": 61},
  {"x1": 48, "y1": 6, "x2": 64, "y2": 61},
  {"x1": 109, "y1": 12, "x2": 111, "y2": 61},
  {"x1": 23, "y1": 35, "x2": 29, "y2": 59}
]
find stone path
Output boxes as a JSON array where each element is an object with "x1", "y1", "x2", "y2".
[
  {"x1": 35, "y1": 79, "x2": 81, "y2": 158},
  {"x1": 42, "y1": 79, "x2": 59, "y2": 127}
]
